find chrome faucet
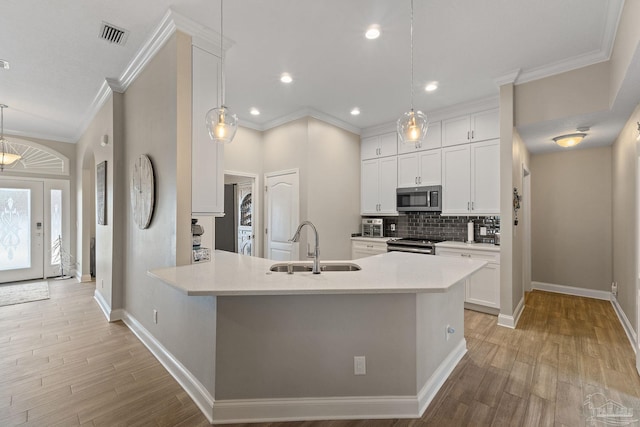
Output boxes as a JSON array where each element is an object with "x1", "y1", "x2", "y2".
[{"x1": 290, "y1": 221, "x2": 320, "y2": 274}]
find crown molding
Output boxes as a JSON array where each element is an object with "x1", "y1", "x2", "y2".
[
  {"x1": 72, "y1": 9, "x2": 229, "y2": 142},
  {"x1": 494, "y1": 69, "x2": 521, "y2": 87},
  {"x1": 260, "y1": 108, "x2": 361, "y2": 135},
  {"x1": 516, "y1": 49, "x2": 609, "y2": 85},
  {"x1": 3, "y1": 129, "x2": 75, "y2": 144}
]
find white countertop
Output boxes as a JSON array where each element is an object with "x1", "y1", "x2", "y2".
[
  {"x1": 147, "y1": 250, "x2": 486, "y2": 296},
  {"x1": 436, "y1": 241, "x2": 500, "y2": 252}
]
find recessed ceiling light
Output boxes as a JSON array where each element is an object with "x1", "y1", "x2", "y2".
[
  {"x1": 0, "y1": 60, "x2": 9, "y2": 70},
  {"x1": 425, "y1": 82, "x2": 439, "y2": 92},
  {"x1": 351, "y1": 108, "x2": 361, "y2": 116},
  {"x1": 250, "y1": 108, "x2": 260, "y2": 116},
  {"x1": 280, "y1": 73, "x2": 293, "y2": 83},
  {"x1": 365, "y1": 25, "x2": 380, "y2": 40}
]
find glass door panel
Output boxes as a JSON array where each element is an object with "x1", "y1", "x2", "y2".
[{"x1": 0, "y1": 180, "x2": 43, "y2": 283}]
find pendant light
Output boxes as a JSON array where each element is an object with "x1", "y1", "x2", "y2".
[
  {"x1": 0, "y1": 105, "x2": 21, "y2": 171},
  {"x1": 205, "y1": 0, "x2": 238, "y2": 144},
  {"x1": 397, "y1": 0, "x2": 428, "y2": 145}
]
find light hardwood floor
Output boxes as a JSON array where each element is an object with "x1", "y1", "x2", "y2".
[{"x1": 1, "y1": 280, "x2": 638, "y2": 426}]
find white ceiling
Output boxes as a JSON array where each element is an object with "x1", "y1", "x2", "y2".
[{"x1": 0, "y1": 0, "x2": 629, "y2": 152}]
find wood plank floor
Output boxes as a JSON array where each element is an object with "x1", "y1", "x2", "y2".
[{"x1": 1, "y1": 281, "x2": 638, "y2": 426}]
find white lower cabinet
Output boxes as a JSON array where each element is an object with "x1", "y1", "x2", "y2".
[
  {"x1": 351, "y1": 238, "x2": 389, "y2": 259},
  {"x1": 436, "y1": 244, "x2": 500, "y2": 310}
]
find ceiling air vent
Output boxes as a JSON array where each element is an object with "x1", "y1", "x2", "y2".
[{"x1": 99, "y1": 22, "x2": 129, "y2": 46}]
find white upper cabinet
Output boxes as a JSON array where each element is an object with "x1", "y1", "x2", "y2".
[
  {"x1": 442, "y1": 139, "x2": 499, "y2": 215},
  {"x1": 192, "y1": 45, "x2": 225, "y2": 215},
  {"x1": 442, "y1": 108, "x2": 499, "y2": 147},
  {"x1": 361, "y1": 156, "x2": 397, "y2": 215},
  {"x1": 361, "y1": 132, "x2": 398, "y2": 160},
  {"x1": 397, "y1": 149, "x2": 441, "y2": 187},
  {"x1": 470, "y1": 139, "x2": 500, "y2": 214},
  {"x1": 397, "y1": 121, "x2": 441, "y2": 155}
]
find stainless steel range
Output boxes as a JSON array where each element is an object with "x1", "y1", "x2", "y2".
[{"x1": 386, "y1": 237, "x2": 443, "y2": 255}]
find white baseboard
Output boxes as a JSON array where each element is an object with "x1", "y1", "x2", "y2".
[
  {"x1": 211, "y1": 339, "x2": 467, "y2": 424},
  {"x1": 121, "y1": 311, "x2": 215, "y2": 423},
  {"x1": 497, "y1": 296, "x2": 525, "y2": 329},
  {"x1": 93, "y1": 290, "x2": 123, "y2": 322},
  {"x1": 531, "y1": 281, "x2": 611, "y2": 301},
  {"x1": 416, "y1": 339, "x2": 467, "y2": 415},
  {"x1": 611, "y1": 296, "x2": 637, "y2": 355},
  {"x1": 76, "y1": 272, "x2": 92, "y2": 282}
]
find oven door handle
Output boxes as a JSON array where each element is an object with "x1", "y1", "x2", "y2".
[{"x1": 387, "y1": 246, "x2": 434, "y2": 255}]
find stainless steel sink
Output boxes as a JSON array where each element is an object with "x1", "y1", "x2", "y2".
[{"x1": 269, "y1": 262, "x2": 361, "y2": 273}]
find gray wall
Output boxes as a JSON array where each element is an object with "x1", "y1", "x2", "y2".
[
  {"x1": 530, "y1": 146, "x2": 612, "y2": 291},
  {"x1": 121, "y1": 31, "x2": 217, "y2": 395},
  {"x1": 612, "y1": 102, "x2": 640, "y2": 335}
]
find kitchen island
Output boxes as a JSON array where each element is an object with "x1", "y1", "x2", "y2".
[{"x1": 148, "y1": 250, "x2": 485, "y2": 424}]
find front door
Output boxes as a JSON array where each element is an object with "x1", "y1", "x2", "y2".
[
  {"x1": 0, "y1": 180, "x2": 44, "y2": 283},
  {"x1": 265, "y1": 170, "x2": 299, "y2": 261}
]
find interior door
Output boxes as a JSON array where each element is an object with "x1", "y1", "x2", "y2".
[
  {"x1": 0, "y1": 180, "x2": 44, "y2": 283},
  {"x1": 265, "y1": 171, "x2": 299, "y2": 261}
]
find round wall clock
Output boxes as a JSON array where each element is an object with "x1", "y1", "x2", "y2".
[{"x1": 131, "y1": 154, "x2": 155, "y2": 229}]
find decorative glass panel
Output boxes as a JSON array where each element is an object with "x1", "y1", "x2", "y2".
[
  {"x1": 50, "y1": 189, "x2": 62, "y2": 265},
  {"x1": 0, "y1": 189, "x2": 31, "y2": 270}
]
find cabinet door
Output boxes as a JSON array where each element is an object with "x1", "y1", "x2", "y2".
[
  {"x1": 418, "y1": 149, "x2": 441, "y2": 186},
  {"x1": 471, "y1": 139, "x2": 500, "y2": 214},
  {"x1": 442, "y1": 115, "x2": 470, "y2": 147},
  {"x1": 397, "y1": 121, "x2": 441, "y2": 154},
  {"x1": 466, "y1": 263, "x2": 500, "y2": 308},
  {"x1": 397, "y1": 153, "x2": 420, "y2": 187},
  {"x1": 378, "y1": 132, "x2": 398, "y2": 158},
  {"x1": 192, "y1": 46, "x2": 224, "y2": 214},
  {"x1": 361, "y1": 136, "x2": 380, "y2": 160},
  {"x1": 442, "y1": 145, "x2": 471, "y2": 214},
  {"x1": 378, "y1": 156, "x2": 398, "y2": 214},
  {"x1": 361, "y1": 159, "x2": 380, "y2": 214},
  {"x1": 471, "y1": 108, "x2": 499, "y2": 142}
]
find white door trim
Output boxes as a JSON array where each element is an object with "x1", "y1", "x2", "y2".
[{"x1": 224, "y1": 170, "x2": 260, "y2": 257}]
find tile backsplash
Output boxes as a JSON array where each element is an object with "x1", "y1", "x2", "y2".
[{"x1": 383, "y1": 214, "x2": 500, "y2": 243}]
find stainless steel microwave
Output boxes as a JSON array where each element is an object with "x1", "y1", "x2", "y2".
[{"x1": 396, "y1": 185, "x2": 442, "y2": 212}]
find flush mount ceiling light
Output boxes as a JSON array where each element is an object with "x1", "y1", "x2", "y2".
[
  {"x1": 365, "y1": 25, "x2": 380, "y2": 40},
  {"x1": 205, "y1": 0, "x2": 238, "y2": 144},
  {"x1": 397, "y1": 0, "x2": 428, "y2": 145},
  {"x1": 553, "y1": 132, "x2": 586, "y2": 148},
  {"x1": 0, "y1": 105, "x2": 22, "y2": 170},
  {"x1": 250, "y1": 107, "x2": 260, "y2": 116},
  {"x1": 350, "y1": 107, "x2": 361, "y2": 116},
  {"x1": 425, "y1": 81, "x2": 438, "y2": 92},
  {"x1": 280, "y1": 73, "x2": 293, "y2": 83}
]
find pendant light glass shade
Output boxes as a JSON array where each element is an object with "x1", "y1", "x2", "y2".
[
  {"x1": 0, "y1": 105, "x2": 21, "y2": 169},
  {"x1": 397, "y1": 0, "x2": 428, "y2": 145},
  {"x1": 206, "y1": 106, "x2": 238, "y2": 144},
  {"x1": 206, "y1": 0, "x2": 237, "y2": 144},
  {"x1": 397, "y1": 109, "x2": 428, "y2": 144}
]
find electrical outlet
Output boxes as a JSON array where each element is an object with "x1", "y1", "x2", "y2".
[
  {"x1": 612, "y1": 282, "x2": 618, "y2": 297},
  {"x1": 153, "y1": 309, "x2": 158, "y2": 324},
  {"x1": 390, "y1": 224, "x2": 396, "y2": 231},
  {"x1": 354, "y1": 356, "x2": 366, "y2": 375},
  {"x1": 480, "y1": 227, "x2": 487, "y2": 236}
]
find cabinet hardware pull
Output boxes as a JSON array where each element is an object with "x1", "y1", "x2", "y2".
[
  {"x1": 460, "y1": 253, "x2": 471, "y2": 258},
  {"x1": 467, "y1": 131, "x2": 470, "y2": 140},
  {"x1": 471, "y1": 130, "x2": 475, "y2": 139},
  {"x1": 467, "y1": 201, "x2": 470, "y2": 210}
]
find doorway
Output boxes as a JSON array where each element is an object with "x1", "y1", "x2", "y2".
[
  {"x1": 217, "y1": 172, "x2": 258, "y2": 257},
  {"x1": 264, "y1": 169, "x2": 299, "y2": 261},
  {"x1": 523, "y1": 165, "x2": 531, "y2": 293}
]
